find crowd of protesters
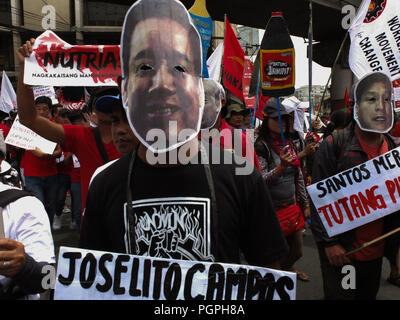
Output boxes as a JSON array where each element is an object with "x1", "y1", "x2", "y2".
[{"x1": 0, "y1": 0, "x2": 400, "y2": 301}]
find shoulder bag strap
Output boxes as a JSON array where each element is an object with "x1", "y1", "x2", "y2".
[
  {"x1": 93, "y1": 127, "x2": 109, "y2": 164},
  {"x1": 0, "y1": 189, "x2": 32, "y2": 239}
]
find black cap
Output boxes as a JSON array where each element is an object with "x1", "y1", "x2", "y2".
[{"x1": 262, "y1": 98, "x2": 290, "y2": 117}]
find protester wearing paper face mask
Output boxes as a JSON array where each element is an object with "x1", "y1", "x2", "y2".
[
  {"x1": 121, "y1": 0, "x2": 204, "y2": 153},
  {"x1": 354, "y1": 72, "x2": 393, "y2": 134},
  {"x1": 81, "y1": 0, "x2": 287, "y2": 272},
  {"x1": 310, "y1": 72, "x2": 400, "y2": 300},
  {"x1": 201, "y1": 79, "x2": 223, "y2": 130}
]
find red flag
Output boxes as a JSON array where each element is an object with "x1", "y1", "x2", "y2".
[{"x1": 222, "y1": 18, "x2": 245, "y2": 100}]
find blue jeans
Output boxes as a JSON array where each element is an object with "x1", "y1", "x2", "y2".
[
  {"x1": 24, "y1": 175, "x2": 58, "y2": 225},
  {"x1": 56, "y1": 174, "x2": 71, "y2": 217},
  {"x1": 70, "y1": 182, "x2": 82, "y2": 227}
]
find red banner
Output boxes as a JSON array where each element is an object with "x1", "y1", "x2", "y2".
[
  {"x1": 243, "y1": 57, "x2": 256, "y2": 108},
  {"x1": 222, "y1": 18, "x2": 245, "y2": 100}
]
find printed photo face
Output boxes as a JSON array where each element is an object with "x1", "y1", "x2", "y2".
[
  {"x1": 201, "y1": 79, "x2": 222, "y2": 129},
  {"x1": 123, "y1": 16, "x2": 204, "y2": 152},
  {"x1": 354, "y1": 72, "x2": 393, "y2": 133}
]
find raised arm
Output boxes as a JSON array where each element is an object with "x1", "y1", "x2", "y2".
[{"x1": 16, "y1": 38, "x2": 65, "y2": 145}]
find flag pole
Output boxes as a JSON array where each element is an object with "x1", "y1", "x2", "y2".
[
  {"x1": 308, "y1": 0, "x2": 313, "y2": 131},
  {"x1": 317, "y1": 0, "x2": 365, "y2": 118}
]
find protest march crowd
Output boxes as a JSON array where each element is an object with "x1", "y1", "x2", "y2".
[{"x1": 0, "y1": 0, "x2": 400, "y2": 301}]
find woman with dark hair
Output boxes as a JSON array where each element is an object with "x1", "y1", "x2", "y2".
[{"x1": 255, "y1": 98, "x2": 310, "y2": 281}]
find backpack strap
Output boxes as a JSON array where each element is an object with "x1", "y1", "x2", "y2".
[
  {"x1": 93, "y1": 127, "x2": 109, "y2": 164},
  {"x1": 331, "y1": 129, "x2": 347, "y2": 162},
  {"x1": 0, "y1": 189, "x2": 32, "y2": 239}
]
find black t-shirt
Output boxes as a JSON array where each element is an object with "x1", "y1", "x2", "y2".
[{"x1": 80, "y1": 146, "x2": 287, "y2": 267}]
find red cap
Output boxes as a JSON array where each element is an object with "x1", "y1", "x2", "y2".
[{"x1": 271, "y1": 12, "x2": 282, "y2": 17}]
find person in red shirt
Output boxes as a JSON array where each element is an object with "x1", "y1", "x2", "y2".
[
  {"x1": 67, "y1": 110, "x2": 91, "y2": 230},
  {"x1": 310, "y1": 72, "x2": 400, "y2": 299},
  {"x1": 52, "y1": 107, "x2": 72, "y2": 230},
  {"x1": 20, "y1": 96, "x2": 62, "y2": 225},
  {"x1": 0, "y1": 122, "x2": 10, "y2": 139},
  {"x1": 16, "y1": 43, "x2": 121, "y2": 222}
]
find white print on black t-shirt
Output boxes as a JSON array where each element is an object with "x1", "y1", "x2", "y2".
[{"x1": 124, "y1": 197, "x2": 215, "y2": 262}]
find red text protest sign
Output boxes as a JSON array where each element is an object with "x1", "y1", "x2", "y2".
[
  {"x1": 307, "y1": 146, "x2": 400, "y2": 237},
  {"x1": 24, "y1": 31, "x2": 120, "y2": 87}
]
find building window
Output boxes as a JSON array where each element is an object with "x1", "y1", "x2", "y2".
[
  {"x1": 0, "y1": 32, "x2": 13, "y2": 71},
  {"x1": 84, "y1": 1, "x2": 129, "y2": 26},
  {"x1": 0, "y1": 0, "x2": 11, "y2": 26}
]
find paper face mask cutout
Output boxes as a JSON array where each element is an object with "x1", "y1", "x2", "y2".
[
  {"x1": 201, "y1": 79, "x2": 224, "y2": 130},
  {"x1": 354, "y1": 72, "x2": 393, "y2": 134},
  {"x1": 120, "y1": 0, "x2": 204, "y2": 153}
]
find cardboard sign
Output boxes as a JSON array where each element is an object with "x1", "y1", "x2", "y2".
[
  {"x1": 33, "y1": 86, "x2": 58, "y2": 105},
  {"x1": 260, "y1": 48, "x2": 295, "y2": 91},
  {"x1": 54, "y1": 246, "x2": 296, "y2": 300},
  {"x1": 307, "y1": 146, "x2": 400, "y2": 237},
  {"x1": 4, "y1": 116, "x2": 56, "y2": 154},
  {"x1": 24, "y1": 31, "x2": 120, "y2": 87}
]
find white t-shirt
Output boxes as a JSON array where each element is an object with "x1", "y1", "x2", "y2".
[{"x1": 0, "y1": 183, "x2": 55, "y2": 299}]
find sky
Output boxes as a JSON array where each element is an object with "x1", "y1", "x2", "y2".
[
  {"x1": 291, "y1": 36, "x2": 332, "y2": 89},
  {"x1": 258, "y1": 30, "x2": 332, "y2": 89}
]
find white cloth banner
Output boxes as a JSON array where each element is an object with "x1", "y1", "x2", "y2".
[
  {"x1": 307, "y1": 146, "x2": 400, "y2": 237},
  {"x1": 4, "y1": 116, "x2": 56, "y2": 154},
  {"x1": 33, "y1": 86, "x2": 58, "y2": 105},
  {"x1": 0, "y1": 71, "x2": 17, "y2": 113},
  {"x1": 54, "y1": 246, "x2": 296, "y2": 300},
  {"x1": 349, "y1": 0, "x2": 400, "y2": 81},
  {"x1": 207, "y1": 41, "x2": 223, "y2": 82}
]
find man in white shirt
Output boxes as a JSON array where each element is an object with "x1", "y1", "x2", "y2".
[{"x1": 0, "y1": 132, "x2": 55, "y2": 299}]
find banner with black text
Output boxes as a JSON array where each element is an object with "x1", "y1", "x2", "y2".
[
  {"x1": 54, "y1": 247, "x2": 296, "y2": 300},
  {"x1": 24, "y1": 31, "x2": 120, "y2": 87}
]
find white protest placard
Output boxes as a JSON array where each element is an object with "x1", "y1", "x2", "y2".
[
  {"x1": 307, "y1": 146, "x2": 400, "y2": 237},
  {"x1": 24, "y1": 30, "x2": 120, "y2": 87},
  {"x1": 54, "y1": 246, "x2": 296, "y2": 300},
  {"x1": 349, "y1": 0, "x2": 400, "y2": 81},
  {"x1": 4, "y1": 116, "x2": 56, "y2": 154},
  {"x1": 33, "y1": 86, "x2": 58, "y2": 105}
]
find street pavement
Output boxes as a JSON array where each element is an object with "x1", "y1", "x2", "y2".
[{"x1": 52, "y1": 213, "x2": 400, "y2": 301}]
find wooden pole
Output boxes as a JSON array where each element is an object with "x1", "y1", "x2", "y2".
[{"x1": 345, "y1": 227, "x2": 400, "y2": 256}]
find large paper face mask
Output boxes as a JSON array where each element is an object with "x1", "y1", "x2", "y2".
[
  {"x1": 121, "y1": 0, "x2": 204, "y2": 153},
  {"x1": 354, "y1": 72, "x2": 393, "y2": 134},
  {"x1": 201, "y1": 79, "x2": 223, "y2": 130}
]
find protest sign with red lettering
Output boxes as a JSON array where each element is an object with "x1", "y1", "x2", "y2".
[
  {"x1": 24, "y1": 31, "x2": 120, "y2": 87},
  {"x1": 5, "y1": 116, "x2": 56, "y2": 154},
  {"x1": 307, "y1": 146, "x2": 400, "y2": 237}
]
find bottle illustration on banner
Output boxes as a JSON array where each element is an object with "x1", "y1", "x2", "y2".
[{"x1": 259, "y1": 12, "x2": 295, "y2": 97}]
